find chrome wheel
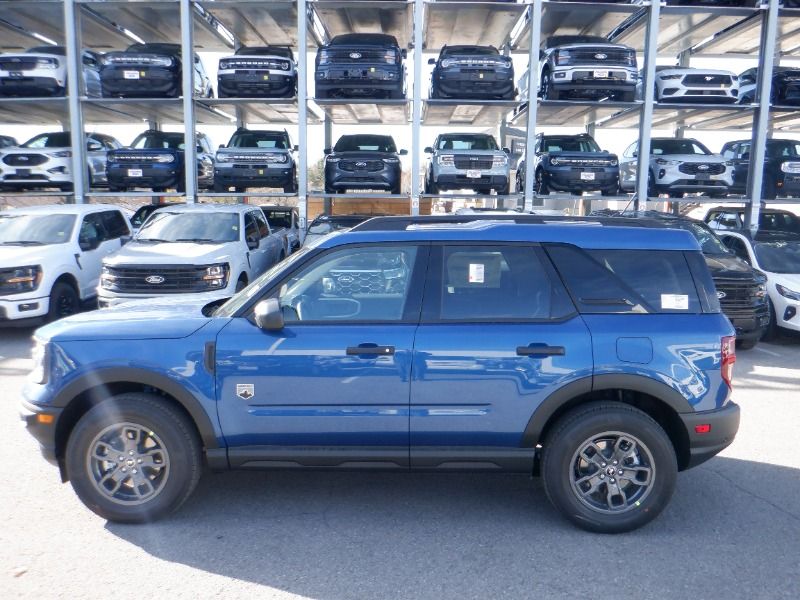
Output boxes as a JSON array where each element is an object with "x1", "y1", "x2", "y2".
[
  {"x1": 86, "y1": 422, "x2": 170, "y2": 506},
  {"x1": 569, "y1": 431, "x2": 655, "y2": 514}
]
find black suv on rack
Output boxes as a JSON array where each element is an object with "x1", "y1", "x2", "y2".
[
  {"x1": 324, "y1": 134, "x2": 407, "y2": 194},
  {"x1": 217, "y1": 46, "x2": 297, "y2": 98},
  {"x1": 100, "y1": 43, "x2": 212, "y2": 98},
  {"x1": 519, "y1": 133, "x2": 619, "y2": 196},
  {"x1": 315, "y1": 34, "x2": 406, "y2": 100},
  {"x1": 593, "y1": 210, "x2": 769, "y2": 349},
  {"x1": 428, "y1": 45, "x2": 515, "y2": 100},
  {"x1": 738, "y1": 66, "x2": 800, "y2": 106},
  {"x1": 721, "y1": 138, "x2": 800, "y2": 199},
  {"x1": 539, "y1": 35, "x2": 637, "y2": 102}
]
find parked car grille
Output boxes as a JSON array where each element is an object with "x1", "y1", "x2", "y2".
[
  {"x1": 552, "y1": 157, "x2": 617, "y2": 167},
  {"x1": 329, "y1": 269, "x2": 384, "y2": 295},
  {"x1": 454, "y1": 156, "x2": 494, "y2": 170},
  {"x1": 564, "y1": 48, "x2": 634, "y2": 66},
  {"x1": 325, "y1": 49, "x2": 392, "y2": 62},
  {"x1": 111, "y1": 154, "x2": 171, "y2": 163},
  {"x1": 104, "y1": 265, "x2": 212, "y2": 293},
  {"x1": 2, "y1": 154, "x2": 47, "y2": 166},
  {"x1": 0, "y1": 60, "x2": 37, "y2": 70},
  {"x1": 715, "y1": 279, "x2": 767, "y2": 312},
  {"x1": 679, "y1": 162, "x2": 725, "y2": 175},
  {"x1": 224, "y1": 153, "x2": 286, "y2": 163},
  {"x1": 682, "y1": 74, "x2": 732, "y2": 86},
  {"x1": 339, "y1": 160, "x2": 385, "y2": 172}
]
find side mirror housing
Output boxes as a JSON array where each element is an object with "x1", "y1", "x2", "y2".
[
  {"x1": 293, "y1": 144, "x2": 299, "y2": 151},
  {"x1": 399, "y1": 149, "x2": 408, "y2": 156},
  {"x1": 254, "y1": 298, "x2": 284, "y2": 330},
  {"x1": 427, "y1": 58, "x2": 436, "y2": 65},
  {"x1": 246, "y1": 235, "x2": 259, "y2": 250},
  {"x1": 323, "y1": 147, "x2": 331, "y2": 155},
  {"x1": 503, "y1": 147, "x2": 511, "y2": 154},
  {"x1": 424, "y1": 146, "x2": 433, "y2": 154},
  {"x1": 632, "y1": 151, "x2": 638, "y2": 158},
  {"x1": 401, "y1": 49, "x2": 407, "y2": 59},
  {"x1": 218, "y1": 144, "x2": 225, "y2": 149},
  {"x1": 79, "y1": 238, "x2": 100, "y2": 252}
]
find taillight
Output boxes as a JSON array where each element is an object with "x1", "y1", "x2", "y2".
[{"x1": 721, "y1": 335, "x2": 736, "y2": 389}]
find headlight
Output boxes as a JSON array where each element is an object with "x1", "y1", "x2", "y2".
[
  {"x1": 29, "y1": 339, "x2": 49, "y2": 385},
  {"x1": 318, "y1": 49, "x2": 331, "y2": 65},
  {"x1": 655, "y1": 158, "x2": 679, "y2": 166},
  {"x1": 500, "y1": 59, "x2": 512, "y2": 69},
  {"x1": 776, "y1": 284, "x2": 800, "y2": 301},
  {"x1": 492, "y1": 155, "x2": 508, "y2": 167},
  {"x1": 326, "y1": 156, "x2": 340, "y2": 163},
  {"x1": 725, "y1": 160, "x2": 735, "y2": 166},
  {"x1": 438, "y1": 154, "x2": 455, "y2": 167},
  {"x1": 269, "y1": 153, "x2": 289, "y2": 164},
  {"x1": 149, "y1": 56, "x2": 173, "y2": 67},
  {"x1": 659, "y1": 74, "x2": 682, "y2": 80},
  {"x1": 219, "y1": 60, "x2": 231, "y2": 70},
  {"x1": 610, "y1": 159, "x2": 619, "y2": 167},
  {"x1": 203, "y1": 263, "x2": 229, "y2": 288},
  {"x1": 51, "y1": 150, "x2": 72, "y2": 158},
  {"x1": 2, "y1": 265, "x2": 42, "y2": 293},
  {"x1": 100, "y1": 266, "x2": 115, "y2": 289},
  {"x1": 383, "y1": 157, "x2": 400, "y2": 164},
  {"x1": 550, "y1": 157, "x2": 561, "y2": 166},
  {"x1": 154, "y1": 155, "x2": 175, "y2": 163},
  {"x1": 279, "y1": 61, "x2": 290, "y2": 71},
  {"x1": 441, "y1": 58, "x2": 455, "y2": 68},
  {"x1": 555, "y1": 50, "x2": 571, "y2": 66},
  {"x1": 216, "y1": 153, "x2": 233, "y2": 163},
  {"x1": 101, "y1": 56, "x2": 113, "y2": 66},
  {"x1": 780, "y1": 161, "x2": 800, "y2": 174}
]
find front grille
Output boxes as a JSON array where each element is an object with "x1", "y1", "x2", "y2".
[
  {"x1": 679, "y1": 163, "x2": 725, "y2": 175},
  {"x1": 329, "y1": 269, "x2": 384, "y2": 295},
  {"x1": 454, "y1": 156, "x2": 494, "y2": 170},
  {"x1": 3, "y1": 154, "x2": 47, "y2": 166},
  {"x1": 224, "y1": 59, "x2": 288, "y2": 70},
  {"x1": 682, "y1": 74, "x2": 732, "y2": 86},
  {"x1": 715, "y1": 279, "x2": 767, "y2": 312},
  {"x1": 553, "y1": 158, "x2": 616, "y2": 167},
  {"x1": 222, "y1": 153, "x2": 286, "y2": 163},
  {"x1": 339, "y1": 160, "x2": 384, "y2": 172},
  {"x1": 324, "y1": 49, "x2": 392, "y2": 62},
  {"x1": 0, "y1": 60, "x2": 37, "y2": 70},
  {"x1": 564, "y1": 48, "x2": 633, "y2": 66},
  {"x1": 104, "y1": 265, "x2": 212, "y2": 293},
  {"x1": 111, "y1": 154, "x2": 171, "y2": 163}
]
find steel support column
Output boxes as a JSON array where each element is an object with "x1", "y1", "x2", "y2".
[
  {"x1": 64, "y1": 0, "x2": 86, "y2": 204},
  {"x1": 324, "y1": 115, "x2": 332, "y2": 213},
  {"x1": 180, "y1": 0, "x2": 197, "y2": 203},
  {"x1": 745, "y1": 0, "x2": 780, "y2": 234},
  {"x1": 411, "y1": 0, "x2": 424, "y2": 216},
  {"x1": 635, "y1": 0, "x2": 661, "y2": 210},
  {"x1": 523, "y1": 1, "x2": 542, "y2": 212},
  {"x1": 298, "y1": 0, "x2": 309, "y2": 238}
]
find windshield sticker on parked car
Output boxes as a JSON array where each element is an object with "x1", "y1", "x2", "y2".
[
  {"x1": 469, "y1": 263, "x2": 485, "y2": 284},
  {"x1": 661, "y1": 294, "x2": 689, "y2": 310}
]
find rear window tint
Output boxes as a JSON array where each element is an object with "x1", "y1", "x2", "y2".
[{"x1": 545, "y1": 245, "x2": 701, "y2": 314}]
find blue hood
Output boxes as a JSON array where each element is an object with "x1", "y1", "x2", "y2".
[{"x1": 36, "y1": 297, "x2": 220, "y2": 342}]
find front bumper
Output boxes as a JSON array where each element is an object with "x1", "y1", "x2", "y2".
[
  {"x1": 0, "y1": 293, "x2": 50, "y2": 323},
  {"x1": 20, "y1": 397, "x2": 62, "y2": 466},
  {"x1": 773, "y1": 294, "x2": 800, "y2": 332},
  {"x1": 101, "y1": 67, "x2": 180, "y2": 97},
  {"x1": 97, "y1": 287, "x2": 233, "y2": 308},
  {"x1": 316, "y1": 65, "x2": 403, "y2": 97},
  {"x1": 435, "y1": 173, "x2": 509, "y2": 191},
  {"x1": 544, "y1": 167, "x2": 618, "y2": 192},
  {"x1": 551, "y1": 66, "x2": 637, "y2": 97},
  {"x1": 432, "y1": 69, "x2": 514, "y2": 99},
  {"x1": 679, "y1": 401, "x2": 740, "y2": 469},
  {"x1": 726, "y1": 309, "x2": 770, "y2": 341},
  {"x1": 0, "y1": 74, "x2": 64, "y2": 96},
  {"x1": 325, "y1": 163, "x2": 400, "y2": 191},
  {"x1": 215, "y1": 165, "x2": 293, "y2": 188},
  {"x1": 107, "y1": 163, "x2": 180, "y2": 189},
  {"x1": 218, "y1": 71, "x2": 295, "y2": 97},
  {"x1": 776, "y1": 174, "x2": 800, "y2": 197},
  {"x1": 0, "y1": 157, "x2": 70, "y2": 186}
]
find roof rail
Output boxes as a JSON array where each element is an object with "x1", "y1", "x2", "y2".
[{"x1": 350, "y1": 214, "x2": 669, "y2": 232}]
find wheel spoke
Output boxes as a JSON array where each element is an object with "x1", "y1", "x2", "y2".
[
  {"x1": 138, "y1": 449, "x2": 165, "y2": 469},
  {"x1": 612, "y1": 436, "x2": 638, "y2": 463},
  {"x1": 92, "y1": 440, "x2": 122, "y2": 462},
  {"x1": 618, "y1": 465, "x2": 653, "y2": 486},
  {"x1": 122, "y1": 426, "x2": 142, "y2": 451},
  {"x1": 98, "y1": 467, "x2": 127, "y2": 495},
  {"x1": 576, "y1": 474, "x2": 604, "y2": 498},
  {"x1": 580, "y1": 443, "x2": 608, "y2": 469},
  {"x1": 131, "y1": 471, "x2": 155, "y2": 499},
  {"x1": 606, "y1": 479, "x2": 628, "y2": 510}
]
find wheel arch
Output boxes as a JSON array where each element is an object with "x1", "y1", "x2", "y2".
[{"x1": 523, "y1": 374, "x2": 692, "y2": 471}]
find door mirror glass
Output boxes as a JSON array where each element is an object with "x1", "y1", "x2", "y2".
[
  {"x1": 399, "y1": 149, "x2": 408, "y2": 156},
  {"x1": 254, "y1": 298, "x2": 284, "y2": 330},
  {"x1": 428, "y1": 58, "x2": 436, "y2": 65},
  {"x1": 246, "y1": 234, "x2": 259, "y2": 250},
  {"x1": 87, "y1": 141, "x2": 103, "y2": 152}
]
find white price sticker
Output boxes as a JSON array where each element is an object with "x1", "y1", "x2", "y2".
[
  {"x1": 661, "y1": 294, "x2": 689, "y2": 310},
  {"x1": 123, "y1": 70, "x2": 140, "y2": 80},
  {"x1": 468, "y1": 263, "x2": 485, "y2": 284}
]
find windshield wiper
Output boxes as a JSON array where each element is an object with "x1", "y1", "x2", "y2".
[
  {"x1": 136, "y1": 237, "x2": 172, "y2": 243},
  {"x1": 0, "y1": 240, "x2": 45, "y2": 246},
  {"x1": 174, "y1": 238, "x2": 221, "y2": 244}
]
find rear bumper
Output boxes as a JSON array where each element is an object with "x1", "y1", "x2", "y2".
[{"x1": 680, "y1": 401, "x2": 740, "y2": 469}]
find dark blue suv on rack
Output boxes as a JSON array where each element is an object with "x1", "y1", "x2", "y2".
[{"x1": 21, "y1": 217, "x2": 739, "y2": 533}]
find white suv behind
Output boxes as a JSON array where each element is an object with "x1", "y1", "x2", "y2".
[
  {"x1": 619, "y1": 137, "x2": 732, "y2": 198},
  {"x1": 99, "y1": 204, "x2": 285, "y2": 307},
  {"x1": 0, "y1": 204, "x2": 131, "y2": 325},
  {"x1": 0, "y1": 45, "x2": 102, "y2": 97}
]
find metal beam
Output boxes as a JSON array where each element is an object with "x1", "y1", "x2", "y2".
[
  {"x1": 635, "y1": 0, "x2": 661, "y2": 210},
  {"x1": 298, "y1": 0, "x2": 309, "y2": 237},
  {"x1": 523, "y1": 1, "x2": 542, "y2": 212},
  {"x1": 324, "y1": 115, "x2": 332, "y2": 214},
  {"x1": 180, "y1": 0, "x2": 197, "y2": 203},
  {"x1": 65, "y1": 0, "x2": 86, "y2": 204},
  {"x1": 411, "y1": 0, "x2": 424, "y2": 216},
  {"x1": 745, "y1": 0, "x2": 780, "y2": 234}
]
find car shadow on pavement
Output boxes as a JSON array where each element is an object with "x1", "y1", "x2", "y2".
[{"x1": 106, "y1": 457, "x2": 800, "y2": 600}]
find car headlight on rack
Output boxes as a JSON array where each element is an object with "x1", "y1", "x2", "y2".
[
  {"x1": 154, "y1": 155, "x2": 175, "y2": 163},
  {"x1": 492, "y1": 155, "x2": 508, "y2": 167},
  {"x1": 215, "y1": 154, "x2": 234, "y2": 163},
  {"x1": 655, "y1": 158, "x2": 680, "y2": 166},
  {"x1": 776, "y1": 284, "x2": 800, "y2": 301},
  {"x1": 659, "y1": 74, "x2": 682, "y2": 80},
  {"x1": 438, "y1": 154, "x2": 455, "y2": 167},
  {"x1": 51, "y1": 150, "x2": 72, "y2": 158},
  {"x1": 780, "y1": 161, "x2": 800, "y2": 174}
]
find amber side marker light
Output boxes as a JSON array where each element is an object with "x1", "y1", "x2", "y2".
[{"x1": 36, "y1": 414, "x2": 54, "y2": 424}]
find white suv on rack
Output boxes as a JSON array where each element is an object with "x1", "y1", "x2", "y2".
[
  {"x1": 0, "y1": 45, "x2": 102, "y2": 97},
  {"x1": 619, "y1": 137, "x2": 732, "y2": 198},
  {"x1": 0, "y1": 204, "x2": 131, "y2": 325}
]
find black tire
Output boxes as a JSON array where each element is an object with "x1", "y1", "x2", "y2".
[
  {"x1": 324, "y1": 184, "x2": 337, "y2": 194},
  {"x1": 535, "y1": 169, "x2": 550, "y2": 195},
  {"x1": 235, "y1": 275, "x2": 248, "y2": 292},
  {"x1": 601, "y1": 185, "x2": 618, "y2": 197},
  {"x1": 617, "y1": 90, "x2": 636, "y2": 103},
  {"x1": 425, "y1": 172, "x2": 439, "y2": 195},
  {"x1": 109, "y1": 184, "x2": 127, "y2": 193},
  {"x1": 737, "y1": 337, "x2": 758, "y2": 350},
  {"x1": 668, "y1": 191, "x2": 684, "y2": 198},
  {"x1": 65, "y1": 393, "x2": 201, "y2": 523},
  {"x1": 176, "y1": 180, "x2": 186, "y2": 194},
  {"x1": 497, "y1": 181, "x2": 510, "y2": 196},
  {"x1": 59, "y1": 183, "x2": 74, "y2": 192},
  {"x1": 315, "y1": 88, "x2": 331, "y2": 100},
  {"x1": 391, "y1": 184, "x2": 402, "y2": 195},
  {"x1": 761, "y1": 298, "x2": 780, "y2": 341},
  {"x1": 47, "y1": 281, "x2": 80, "y2": 322},
  {"x1": 647, "y1": 171, "x2": 657, "y2": 197},
  {"x1": 541, "y1": 402, "x2": 677, "y2": 533},
  {"x1": 213, "y1": 182, "x2": 228, "y2": 193},
  {"x1": 516, "y1": 171, "x2": 524, "y2": 193},
  {"x1": 283, "y1": 170, "x2": 298, "y2": 194},
  {"x1": 541, "y1": 71, "x2": 560, "y2": 100}
]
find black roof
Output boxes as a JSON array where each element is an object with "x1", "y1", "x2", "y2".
[
  {"x1": 27, "y1": 46, "x2": 65, "y2": 55},
  {"x1": 544, "y1": 35, "x2": 609, "y2": 49},
  {"x1": 328, "y1": 33, "x2": 399, "y2": 47},
  {"x1": 235, "y1": 46, "x2": 293, "y2": 59}
]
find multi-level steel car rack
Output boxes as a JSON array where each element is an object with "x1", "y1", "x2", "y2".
[{"x1": 1, "y1": 0, "x2": 798, "y2": 233}]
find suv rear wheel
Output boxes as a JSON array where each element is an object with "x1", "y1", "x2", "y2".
[
  {"x1": 542, "y1": 402, "x2": 677, "y2": 533},
  {"x1": 65, "y1": 393, "x2": 201, "y2": 523}
]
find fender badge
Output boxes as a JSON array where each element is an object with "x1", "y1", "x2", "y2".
[{"x1": 236, "y1": 383, "x2": 255, "y2": 400}]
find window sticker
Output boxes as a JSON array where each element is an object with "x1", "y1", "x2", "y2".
[
  {"x1": 468, "y1": 263, "x2": 485, "y2": 284},
  {"x1": 661, "y1": 294, "x2": 689, "y2": 310}
]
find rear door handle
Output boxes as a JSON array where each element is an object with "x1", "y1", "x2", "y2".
[
  {"x1": 516, "y1": 344, "x2": 565, "y2": 357},
  {"x1": 346, "y1": 344, "x2": 395, "y2": 356}
]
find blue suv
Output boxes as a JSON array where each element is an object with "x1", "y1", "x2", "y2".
[{"x1": 21, "y1": 217, "x2": 739, "y2": 533}]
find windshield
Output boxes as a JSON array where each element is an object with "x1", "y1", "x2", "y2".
[
  {"x1": 21, "y1": 133, "x2": 71, "y2": 148},
  {"x1": 215, "y1": 245, "x2": 314, "y2": 317},
  {"x1": 333, "y1": 136, "x2": 397, "y2": 153},
  {"x1": 442, "y1": 46, "x2": 498, "y2": 56},
  {"x1": 237, "y1": 46, "x2": 292, "y2": 59},
  {"x1": 437, "y1": 135, "x2": 498, "y2": 151},
  {"x1": 0, "y1": 213, "x2": 76, "y2": 245},
  {"x1": 754, "y1": 241, "x2": 800, "y2": 273},
  {"x1": 132, "y1": 133, "x2": 185, "y2": 150},
  {"x1": 137, "y1": 211, "x2": 240, "y2": 243},
  {"x1": 127, "y1": 43, "x2": 180, "y2": 56},
  {"x1": 760, "y1": 211, "x2": 800, "y2": 233},
  {"x1": 651, "y1": 139, "x2": 711, "y2": 156},
  {"x1": 542, "y1": 137, "x2": 600, "y2": 153},
  {"x1": 766, "y1": 141, "x2": 800, "y2": 158},
  {"x1": 227, "y1": 132, "x2": 288, "y2": 149}
]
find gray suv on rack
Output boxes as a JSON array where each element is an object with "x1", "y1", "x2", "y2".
[
  {"x1": 214, "y1": 128, "x2": 297, "y2": 193},
  {"x1": 424, "y1": 133, "x2": 510, "y2": 195}
]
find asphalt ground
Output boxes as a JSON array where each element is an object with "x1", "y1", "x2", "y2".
[{"x1": 1, "y1": 327, "x2": 798, "y2": 599}]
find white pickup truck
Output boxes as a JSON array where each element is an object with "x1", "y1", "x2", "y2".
[{"x1": 98, "y1": 204, "x2": 285, "y2": 307}]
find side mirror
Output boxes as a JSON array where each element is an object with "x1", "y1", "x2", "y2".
[
  {"x1": 247, "y1": 235, "x2": 259, "y2": 250},
  {"x1": 196, "y1": 145, "x2": 204, "y2": 153},
  {"x1": 254, "y1": 298, "x2": 284, "y2": 330},
  {"x1": 194, "y1": 55, "x2": 200, "y2": 64},
  {"x1": 87, "y1": 142, "x2": 103, "y2": 152},
  {"x1": 424, "y1": 146, "x2": 433, "y2": 154},
  {"x1": 503, "y1": 147, "x2": 511, "y2": 154},
  {"x1": 427, "y1": 58, "x2": 436, "y2": 65},
  {"x1": 293, "y1": 144, "x2": 299, "y2": 151},
  {"x1": 120, "y1": 235, "x2": 132, "y2": 246},
  {"x1": 632, "y1": 151, "x2": 638, "y2": 158},
  {"x1": 218, "y1": 144, "x2": 225, "y2": 149},
  {"x1": 79, "y1": 237, "x2": 100, "y2": 252},
  {"x1": 399, "y1": 149, "x2": 408, "y2": 156},
  {"x1": 323, "y1": 147, "x2": 331, "y2": 155},
  {"x1": 401, "y1": 49, "x2": 407, "y2": 59}
]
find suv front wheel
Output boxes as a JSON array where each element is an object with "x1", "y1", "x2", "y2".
[
  {"x1": 66, "y1": 393, "x2": 202, "y2": 523},
  {"x1": 542, "y1": 402, "x2": 677, "y2": 533}
]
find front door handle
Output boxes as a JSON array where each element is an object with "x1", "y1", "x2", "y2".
[
  {"x1": 516, "y1": 344, "x2": 565, "y2": 357},
  {"x1": 346, "y1": 344, "x2": 395, "y2": 357}
]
